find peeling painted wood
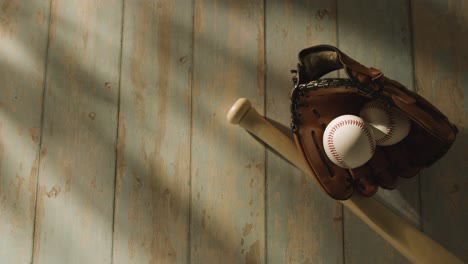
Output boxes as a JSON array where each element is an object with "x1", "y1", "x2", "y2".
[
  {"x1": 191, "y1": 0, "x2": 265, "y2": 263},
  {"x1": 0, "y1": 0, "x2": 50, "y2": 263},
  {"x1": 0, "y1": 0, "x2": 465, "y2": 263},
  {"x1": 33, "y1": 0, "x2": 122, "y2": 263},
  {"x1": 112, "y1": 0, "x2": 192, "y2": 263},
  {"x1": 265, "y1": 1, "x2": 344, "y2": 263},
  {"x1": 337, "y1": 0, "x2": 418, "y2": 263},
  {"x1": 412, "y1": 0, "x2": 468, "y2": 261}
]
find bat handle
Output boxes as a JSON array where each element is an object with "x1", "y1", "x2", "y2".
[
  {"x1": 226, "y1": 98, "x2": 252, "y2": 125},
  {"x1": 227, "y1": 98, "x2": 311, "y2": 174}
]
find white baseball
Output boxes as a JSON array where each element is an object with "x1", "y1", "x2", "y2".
[
  {"x1": 323, "y1": 115, "x2": 376, "y2": 169},
  {"x1": 360, "y1": 101, "x2": 411, "y2": 146}
]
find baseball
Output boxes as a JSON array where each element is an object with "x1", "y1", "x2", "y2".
[
  {"x1": 323, "y1": 115, "x2": 376, "y2": 169},
  {"x1": 360, "y1": 101, "x2": 411, "y2": 146}
]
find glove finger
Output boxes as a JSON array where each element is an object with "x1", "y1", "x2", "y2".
[
  {"x1": 349, "y1": 164, "x2": 378, "y2": 197},
  {"x1": 382, "y1": 142, "x2": 420, "y2": 178},
  {"x1": 293, "y1": 131, "x2": 355, "y2": 200},
  {"x1": 403, "y1": 124, "x2": 448, "y2": 168},
  {"x1": 367, "y1": 148, "x2": 399, "y2": 189}
]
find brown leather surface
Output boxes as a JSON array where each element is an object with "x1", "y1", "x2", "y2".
[
  {"x1": 291, "y1": 45, "x2": 458, "y2": 200},
  {"x1": 293, "y1": 92, "x2": 367, "y2": 199}
]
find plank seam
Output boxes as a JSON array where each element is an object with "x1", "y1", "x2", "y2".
[
  {"x1": 110, "y1": 0, "x2": 126, "y2": 263},
  {"x1": 335, "y1": 0, "x2": 340, "y2": 79},
  {"x1": 407, "y1": 0, "x2": 423, "y2": 232},
  {"x1": 188, "y1": 0, "x2": 196, "y2": 263},
  {"x1": 262, "y1": 0, "x2": 267, "y2": 263},
  {"x1": 30, "y1": 1, "x2": 54, "y2": 262},
  {"x1": 408, "y1": 0, "x2": 418, "y2": 94}
]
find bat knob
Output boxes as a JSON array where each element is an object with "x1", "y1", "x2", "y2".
[{"x1": 227, "y1": 98, "x2": 252, "y2": 124}]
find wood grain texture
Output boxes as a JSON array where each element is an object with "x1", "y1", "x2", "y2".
[
  {"x1": 337, "y1": 0, "x2": 418, "y2": 263},
  {"x1": 191, "y1": 0, "x2": 265, "y2": 263},
  {"x1": 265, "y1": 1, "x2": 344, "y2": 263},
  {"x1": 0, "y1": 0, "x2": 49, "y2": 263},
  {"x1": 412, "y1": 0, "x2": 468, "y2": 261},
  {"x1": 33, "y1": 0, "x2": 122, "y2": 263},
  {"x1": 1, "y1": 0, "x2": 464, "y2": 263},
  {"x1": 113, "y1": 0, "x2": 192, "y2": 263}
]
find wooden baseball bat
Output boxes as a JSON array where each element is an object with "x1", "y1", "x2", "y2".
[{"x1": 227, "y1": 98, "x2": 463, "y2": 264}]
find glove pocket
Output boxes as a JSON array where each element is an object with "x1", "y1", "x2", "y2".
[{"x1": 291, "y1": 92, "x2": 370, "y2": 200}]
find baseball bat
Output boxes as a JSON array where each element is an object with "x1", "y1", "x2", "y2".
[{"x1": 227, "y1": 98, "x2": 463, "y2": 264}]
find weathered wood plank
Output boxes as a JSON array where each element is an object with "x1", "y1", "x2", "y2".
[
  {"x1": 412, "y1": 0, "x2": 468, "y2": 261},
  {"x1": 0, "y1": 0, "x2": 49, "y2": 263},
  {"x1": 191, "y1": 0, "x2": 265, "y2": 263},
  {"x1": 112, "y1": 0, "x2": 192, "y2": 263},
  {"x1": 337, "y1": 0, "x2": 418, "y2": 263},
  {"x1": 265, "y1": 1, "x2": 344, "y2": 263},
  {"x1": 33, "y1": 0, "x2": 122, "y2": 263}
]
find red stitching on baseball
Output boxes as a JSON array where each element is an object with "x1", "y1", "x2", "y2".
[
  {"x1": 327, "y1": 119, "x2": 375, "y2": 168},
  {"x1": 366, "y1": 103, "x2": 394, "y2": 144}
]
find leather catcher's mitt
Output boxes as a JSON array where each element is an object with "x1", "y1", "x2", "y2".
[{"x1": 290, "y1": 45, "x2": 458, "y2": 200}]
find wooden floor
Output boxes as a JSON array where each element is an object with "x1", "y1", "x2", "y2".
[{"x1": 0, "y1": 0, "x2": 466, "y2": 263}]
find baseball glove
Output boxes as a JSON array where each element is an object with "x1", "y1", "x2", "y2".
[{"x1": 290, "y1": 45, "x2": 458, "y2": 200}]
